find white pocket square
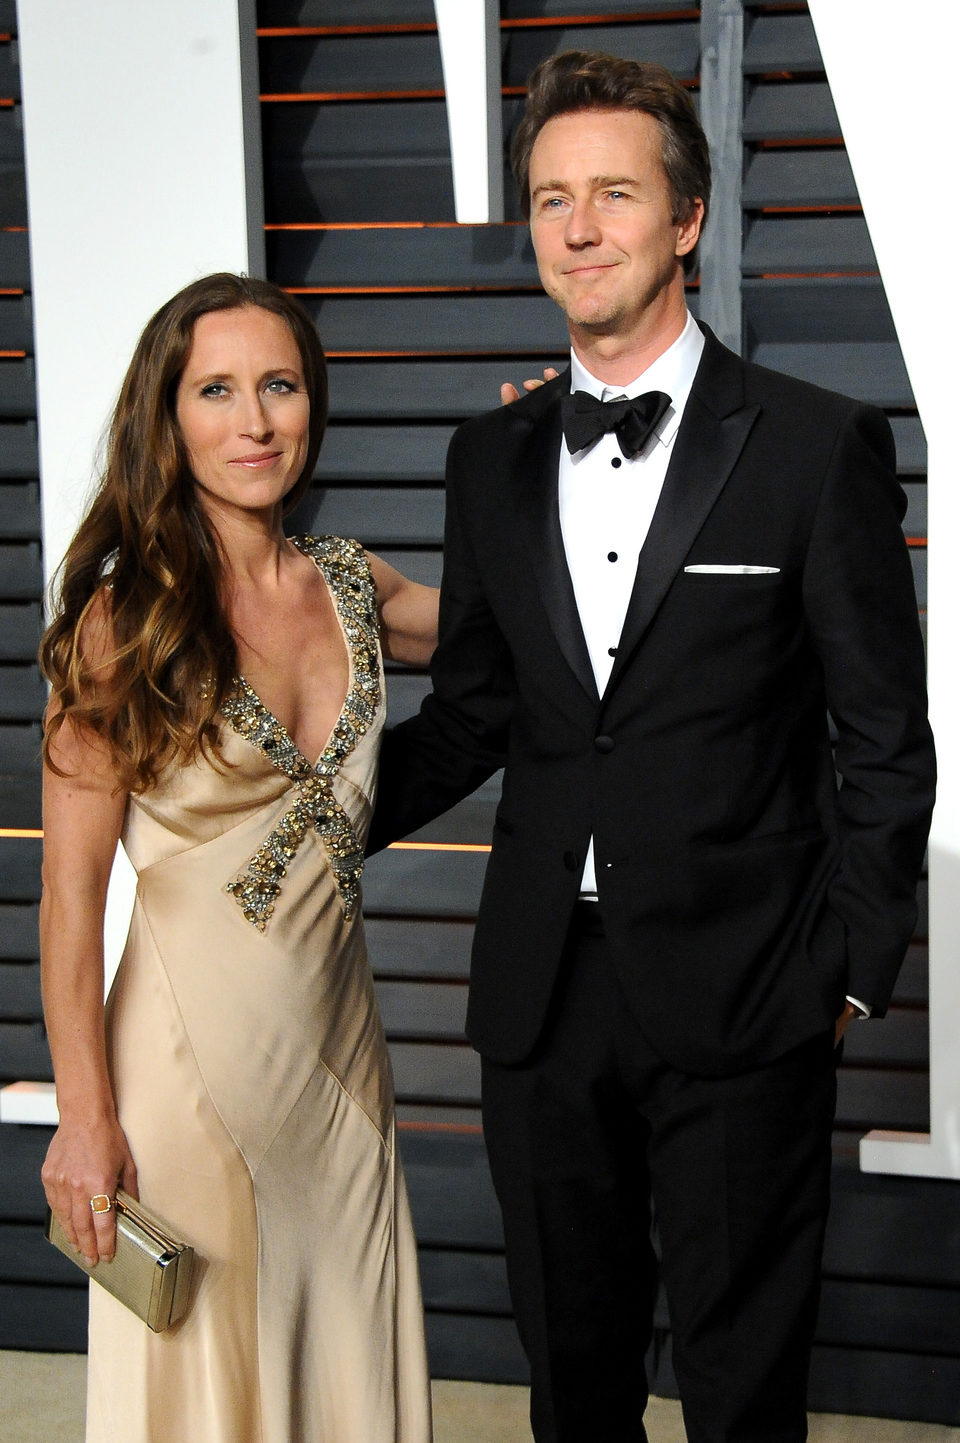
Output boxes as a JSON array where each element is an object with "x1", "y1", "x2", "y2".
[{"x1": 684, "y1": 564, "x2": 780, "y2": 575}]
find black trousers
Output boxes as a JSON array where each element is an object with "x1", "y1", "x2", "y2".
[{"x1": 481, "y1": 905, "x2": 837, "y2": 1443}]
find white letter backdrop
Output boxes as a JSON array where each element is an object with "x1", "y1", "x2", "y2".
[{"x1": 809, "y1": 0, "x2": 958, "y2": 1178}]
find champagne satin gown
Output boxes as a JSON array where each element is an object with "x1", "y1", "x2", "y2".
[{"x1": 86, "y1": 537, "x2": 432, "y2": 1443}]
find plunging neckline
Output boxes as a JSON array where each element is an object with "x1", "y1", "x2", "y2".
[
  {"x1": 234, "y1": 536, "x2": 354, "y2": 770},
  {"x1": 218, "y1": 537, "x2": 382, "y2": 929}
]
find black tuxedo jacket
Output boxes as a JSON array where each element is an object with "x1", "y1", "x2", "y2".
[{"x1": 371, "y1": 326, "x2": 935, "y2": 1076}]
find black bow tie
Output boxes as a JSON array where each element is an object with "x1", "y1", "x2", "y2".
[{"x1": 561, "y1": 389, "x2": 672, "y2": 459}]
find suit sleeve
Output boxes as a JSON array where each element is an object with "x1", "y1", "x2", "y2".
[
  {"x1": 367, "y1": 422, "x2": 518, "y2": 853},
  {"x1": 801, "y1": 403, "x2": 935, "y2": 1015}
]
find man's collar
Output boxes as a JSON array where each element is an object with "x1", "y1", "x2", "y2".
[{"x1": 568, "y1": 313, "x2": 705, "y2": 446}]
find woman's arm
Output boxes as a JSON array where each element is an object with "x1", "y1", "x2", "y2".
[
  {"x1": 366, "y1": 552, "x2": 439, "y2": 667},
  {"x1": 40, "y1": 620, "x2": 138, "y2": 1264},
  {"x1": 367, "y1": 366, "x2": 556, "y2": 657}
]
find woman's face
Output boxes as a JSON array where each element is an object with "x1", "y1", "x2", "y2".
[{"x1": 175, "y1": 305, "x2": 310, "y2": 527}]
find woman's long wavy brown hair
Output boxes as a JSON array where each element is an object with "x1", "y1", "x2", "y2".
[{"x1": 40, "y1": 272, "x2": 328, "y2": 793}]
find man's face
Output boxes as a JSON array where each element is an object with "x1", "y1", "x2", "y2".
[{"x1": 527, "y1": 108, "x2": 702, "y2": 342}]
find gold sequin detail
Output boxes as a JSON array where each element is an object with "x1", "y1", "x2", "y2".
[{"x1": 220, "y1": 536, "x2": 381, "y2": 930}]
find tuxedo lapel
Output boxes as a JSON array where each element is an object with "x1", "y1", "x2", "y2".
[
  {"x1": 606, "y1": 330, "x2": 760, "y2": 692},
  {"x1": 511, "y1": 375, "x2": 599, "y2": 704}
]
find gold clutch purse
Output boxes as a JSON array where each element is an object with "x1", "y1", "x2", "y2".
[{"x1": 45, "y1": 1189, "x2": 195, "y2": 1332}]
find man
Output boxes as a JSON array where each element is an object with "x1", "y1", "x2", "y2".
[{"x1": 370, "y1": 50, "x2": 935, "y2": 1443}]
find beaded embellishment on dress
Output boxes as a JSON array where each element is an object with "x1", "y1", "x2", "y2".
[{"x1": 220, "y1": 536, "x2": 381, "y2": 929}]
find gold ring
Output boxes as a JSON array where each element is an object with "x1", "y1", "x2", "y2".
[{"x1": 89, "y1": 1194, "x2": 114, "y2": 1214}]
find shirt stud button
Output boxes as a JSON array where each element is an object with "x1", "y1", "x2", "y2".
[{"x1": 594, "y1": 735, "x2": 615, "y2": 754}]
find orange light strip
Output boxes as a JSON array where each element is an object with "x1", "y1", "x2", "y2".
[
  {"x1": 0, "y1": 98, "x2": 14, "y2": 108},
  {"x1": 262, "y1": 81, "x2": 694, "y2": 104},
  {"x1": 754, "y1": 138, "x2": 844, "y2": 149},
  {"x1": 0, "y1": 349, "x2": 26, "y2": 358},
  {"x1": 257, "y1": 11, "x2": 699, "y2": 36},
  {"x1": 397, "y1": 1120, "x2": 483, "y2": 1134},
  {"x1": 906, "y1": 537, "x2": 928, "y2": 548},
  {"x1": 0, "y1": 832, "x2": 493, "y2": 849},
  {"x1": 258, "y1": 24, "x2": 438, "y2": 38},
  {"x1": 261, "y1": 88, "x2": 444, "y2": 102},
  {"x1": 0, "y1": 287, "x2": 25, "y2": 295}
]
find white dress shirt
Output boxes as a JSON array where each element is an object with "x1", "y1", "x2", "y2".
[{"x1": 559, "y1": 312, "x2": 704, "y2": 895}]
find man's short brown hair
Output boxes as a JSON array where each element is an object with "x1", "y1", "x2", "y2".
[{"x1": 511, "y1": 50, "x2": 711, "y2": 273}]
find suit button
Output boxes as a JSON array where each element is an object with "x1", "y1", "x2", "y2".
[
  {"x1": 594, "y1": 735, "x2": 615, "y2": 754},
  {"x1": 563, "y1": 851, "x2": 580, "y2": 872}
]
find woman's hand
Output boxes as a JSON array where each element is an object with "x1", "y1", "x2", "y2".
[
  {"x1": 500, "y1": 367, "x2": 560, "y2": 405},
  {"x1": 42, "y1": 1114, "x2": 138, "y2": 1265}
]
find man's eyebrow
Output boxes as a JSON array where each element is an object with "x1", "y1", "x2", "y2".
[
  {"x1": 590, "y1": 174, "x2": 638, "y2": 188},
  {"x1": 530, "y1": 179, "x2": 570, "y2": 200},
  {"x1": 531, "y1": 173, "x2": 639, "y2": 199}
]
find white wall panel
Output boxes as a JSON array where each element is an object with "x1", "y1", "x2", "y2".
[
  {"x1": 809, "y1": 0, "x2": 960, "y2": 1179},
  {"x1": 18, "y1": 0, "x2": 264, "y2": 592}
]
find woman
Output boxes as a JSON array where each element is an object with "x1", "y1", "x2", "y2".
[{"x1": 39, "y1": 273, "x2": 436, "y2": 1442}]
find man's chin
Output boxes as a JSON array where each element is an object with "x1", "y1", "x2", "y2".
[{"x1": 565, "y1": 306, "x2": 623, "y2": 335}]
